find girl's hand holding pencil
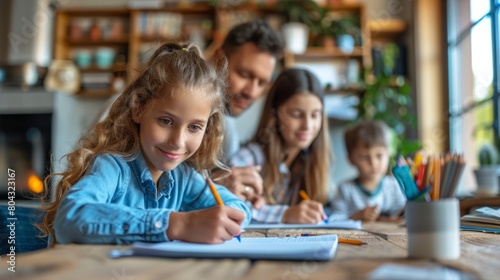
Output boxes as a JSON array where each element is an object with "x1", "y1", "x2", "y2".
[
  {"x1": 165, "y1": 177, "x2": 245, "y2": 244},
  {"x1": 282, "y1": 195, "x2": 327, "y2": 224},
  {"x1": 166, "y1": 206, "x2": 245, "y2": 244}
]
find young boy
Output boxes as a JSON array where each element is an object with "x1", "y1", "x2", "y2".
[{"x1": 331, "y1": 121, "x2": 406, "y2": 222}]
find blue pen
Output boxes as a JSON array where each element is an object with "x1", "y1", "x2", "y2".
[{"x1": 323, "y1": 213, "x2": 329, "y2": 224}]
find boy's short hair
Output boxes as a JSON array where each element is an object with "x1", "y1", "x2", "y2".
[
  {"x1": 344, "y1": 120, "x2": 391, "y2": 156},
  {"x1": 221, "y1": 20, "x2": 283, "y2": 59}
]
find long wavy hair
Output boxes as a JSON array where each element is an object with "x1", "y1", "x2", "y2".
[
  {"x1": 38, "y1": 43, "x2": 228, "y2": 246},
  {"x1": 252, "y1": 68, "x2": 332, "y2": 204}
]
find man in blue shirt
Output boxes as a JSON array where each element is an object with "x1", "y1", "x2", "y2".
[{"x1": 212, "y1": 21, "x2": 283, "y2": 206}]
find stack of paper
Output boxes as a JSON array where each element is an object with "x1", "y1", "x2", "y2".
[
  {"x1": 110, "y1": 235, "x2": 338, "y2": 261},
  {"x1": 460, "y1": 207, "x2": 500, "y2": 233}
]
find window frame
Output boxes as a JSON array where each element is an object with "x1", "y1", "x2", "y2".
[{"x1": 447, "y1": 0, "x2": 500, "y2": 147}]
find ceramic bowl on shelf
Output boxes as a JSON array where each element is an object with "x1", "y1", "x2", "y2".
[
  {"x1": 74, "y1": 49, "x2": 92, "y2": 69},
  {"x1": 95, "y1": 47, "x2": 116, "y2": 69}
]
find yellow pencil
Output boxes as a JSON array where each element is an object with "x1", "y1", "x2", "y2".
[
  {"x1": 207, "y1": 178, "x2": 224, "y2": 206},
  {"x1": 206, "y1": 178, "x2": 240, "y2": 242}
]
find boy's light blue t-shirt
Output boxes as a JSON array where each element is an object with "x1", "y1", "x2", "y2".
[
  {"x1": 53, "y1": 152, "x2": 251, "y2": 244},
  {"x1": 331, "y1": 176, "x2": 406, "y2": 219}
]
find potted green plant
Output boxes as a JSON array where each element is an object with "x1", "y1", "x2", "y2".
[
  {"x1": 276, "y1": 0, "x2": 325, "y2": 54},
  {"x1": 355, "y1": 41, "x2": 421, "y2": 160},
  {"x1": 328, "y1": 15, "x2": 361, "y2": 53},
  {"x1": 357, "y1": 71, "x2": 421, "y2": 157},
  {"x1": 473, "y1": 143, "x2": 500, "y2": 197}
]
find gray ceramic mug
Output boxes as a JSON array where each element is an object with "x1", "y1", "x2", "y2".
[{"x1": 406, "y1": 198, "x2": 460, "y2": 259}]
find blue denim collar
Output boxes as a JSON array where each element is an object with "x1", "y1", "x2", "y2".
[{"x1": 130, "y1": 151, "x2": 174, "y2": 199}]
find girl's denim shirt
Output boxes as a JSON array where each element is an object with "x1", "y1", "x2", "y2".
[{"x1": 53, "y1": 153, "x2": 251, "y2": 244}]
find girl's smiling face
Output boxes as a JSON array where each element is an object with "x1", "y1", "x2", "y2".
[
  {"x1": 135, "y1": 87, "x2": 212, "y2": 183},
  {"x1": 277, "y1": 93, "x2": 323, "y2": 152}
]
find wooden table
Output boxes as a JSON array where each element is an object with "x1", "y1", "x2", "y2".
[{"x1": 1, "y1": 222, "x2": 499, "y2": 280}]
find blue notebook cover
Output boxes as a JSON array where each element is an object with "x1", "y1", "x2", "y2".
[{"x1": 460, "y1": 225, "x2": 500, "y2": 234}]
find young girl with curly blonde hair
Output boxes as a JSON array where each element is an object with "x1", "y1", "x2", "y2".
[{"x1": 39, "y1": 43, "x2": 250, "y2": 246}]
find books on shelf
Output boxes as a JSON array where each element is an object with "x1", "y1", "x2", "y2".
[
  {"x1": 109, "y1": 235, "x2": 339, "y2": 261},
  {"x1": 137, "y1": 12, "x2": 183, "y2": 39},
  {"x1": 460, "y1": 206, "x2": 500, "y2": 233},
  {"x1": 81, "y1": 73, "x2": 113, "y2": 90}
]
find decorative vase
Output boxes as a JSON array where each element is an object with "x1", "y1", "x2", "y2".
[
  {"x1": 337, "y1": 34, "x2": 355, "y2": 54},
  {"x1": 281, "y1": 22, "x2": 309, "y2": 54}
]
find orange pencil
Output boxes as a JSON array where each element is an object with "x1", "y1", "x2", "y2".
[
  {"x1": 431, "y1": 156, "x2": 441, "y2": 201},
  {"x1": 299, "y1": 190, "x2": 310, "y2": 201},
  {"x1": 338, "y1": 238, "x2": 366, "y2": 245}
]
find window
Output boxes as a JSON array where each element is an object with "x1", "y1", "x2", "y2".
[{"x1": 448, "y1": 0, "x2": 498, "y2": 193}]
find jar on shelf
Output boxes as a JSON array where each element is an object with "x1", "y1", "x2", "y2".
[
  {"x1": 90, "y1": 20, "x2": 101, "y2": 41},
  {"x1": 69, "y1": 19, "x2": 83, "y2": 40},
  {"x1": 98, "y1": 18, "x2": 111, "y2": 39},
  {"x1": 110, "y1": 19, "x2": 125, "y2": 39}
]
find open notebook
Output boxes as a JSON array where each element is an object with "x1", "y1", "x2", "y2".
[
  {"x1": 109, "y1": 235, "x2": 338, "y2": 261},
  {"x1": 244, "y1": 219, "x2": 362, "y2": 230}
]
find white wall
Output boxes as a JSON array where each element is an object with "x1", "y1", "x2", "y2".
[{"x1": 51, "y1": 92, "x2": 108, "y2": 173}]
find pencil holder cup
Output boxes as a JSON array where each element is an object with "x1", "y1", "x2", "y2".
[{"x1": 405, "y1": 198, "x2": 460, "y2": 260}]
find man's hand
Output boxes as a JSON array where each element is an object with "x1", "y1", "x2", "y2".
[{"x1": 213, "y1": 166, "x2": 263, "y2": 207}]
